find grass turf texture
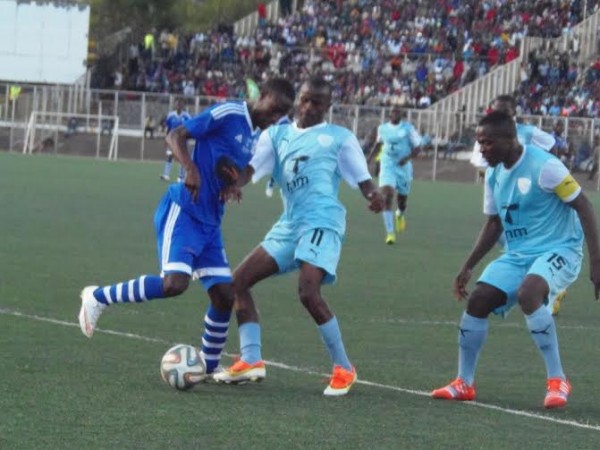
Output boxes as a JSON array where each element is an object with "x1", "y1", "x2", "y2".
[{"x1": 2, "y1": 152, "x2": 600, "y2": 449}]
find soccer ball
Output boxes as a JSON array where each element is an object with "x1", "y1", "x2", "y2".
[{"x1": 160, "y1": 344, "x2": 207, "y2": 390}]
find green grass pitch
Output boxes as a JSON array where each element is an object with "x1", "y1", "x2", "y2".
[{"x1": 2, "y1": 152, "x2": 600, "y2": 449}]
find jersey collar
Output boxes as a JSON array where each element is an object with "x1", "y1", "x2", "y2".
[{"x1": 291, "y1": 121, "x2": 328, "y2": 133}]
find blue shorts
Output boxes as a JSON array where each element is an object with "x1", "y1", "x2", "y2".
[
  {"x1": 154, "y1": 194, "x2": 231, "y2": 290},
  {"x1": 379, "y1": 159, "x2": 412, "y2": 195},
  {"x1": 261, "y1": 221, "x2": 342, "y2": 284},
  {"x1": 478, "y1": 248, "x2": 582, "y2": 317}
]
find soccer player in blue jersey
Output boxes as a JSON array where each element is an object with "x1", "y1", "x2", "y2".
[
  {"x1": 213, "y1": 76, "x2": 385, "y2": 396},
  {"x1": 367, "y1": 107, "x2": 423, "y2": 244},
  {"x1": 432, "y1": 111, "x2": 600, "y2": 408},
  {"x1": 78, "y1": 79, "x2": 295, "y2": 377},
  {"x1": 160, "y1": 98, "x2": 192, "y2": 182}
]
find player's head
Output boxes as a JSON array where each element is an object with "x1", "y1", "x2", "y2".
[
  {"x1": 476, "y1": 111, "x2": 519, "y2": 167},
  {"x1": 296, "y1": 76, "x2": 332, "y2": 128},
  {"x1": 491, "y1": 95, "x2": 517, "y2": 117},
  {"x1": 250, "y1": 78, "x2": 295, "y2": 130},
  {"x1": 389, "y1": 106, "x2": 406, "y2": 124},
  {"x1": 175, "y1": 98, "x2": 185, "y2": 112}
]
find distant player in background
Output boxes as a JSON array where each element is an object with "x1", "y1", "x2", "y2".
[
  {"x1": 160, "y1": 99, "x2": 192, "y2": 182},
  {"x1": 214, "y1": 76, "x2": 384, "y2": 396},
  {"x1": 78, "y1": 79, "x2": 295, "y2": 378},
  {"x1": 265, "y1": 113, "x2": 293, "y2": 197},
  {"x1": 432, "y1": 111, "x2": 600, "y2": 409},
  {"x1": 367, "y1": 107, "x2": 423, "y2": 245}
]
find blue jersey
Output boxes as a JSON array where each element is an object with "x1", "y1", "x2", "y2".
[
  {"x1": 484, "y1": 145, "x2": 583, "y2": 256},
  {"x1": 164, "y1": 110, "x2": 192, "y2": 132},
  {"x1": 377, "y1": 121, "x2": 422, "y2": 164},
  {"x1": 253, "y1": 122, "x2": 371, "y2": 236},
  {"x1": 169, "y1": 101, "x2": 258, "y2": 226}
]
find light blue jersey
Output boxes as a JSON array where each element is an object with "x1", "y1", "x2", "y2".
[
  {"x1": 164, "y1": 109, "x2": 192, "y2": 132},
  {"x1": 377, "y1": 121, "x2": 421, "y2": 163},
  {"x1": 377, "y1": 121, "x2": 422, "y2": 194},
  {"x1": 260, "y1": 123, "x2": 367, "y2": 236},
  {"x1": 484, "y1": 145, "x2": 583, "y2": 256},
  {"x1": 170, "y1": 101, "x2": 258, "y2": 226},
  {"x1": 251, "y1": 122, "x2": 371, "y2": 282}
]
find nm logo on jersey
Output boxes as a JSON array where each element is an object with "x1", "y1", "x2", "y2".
[{"x1": 286, "y1": 155, "x2": 310, "y2": 192}]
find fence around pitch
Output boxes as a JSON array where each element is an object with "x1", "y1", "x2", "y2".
[{"x1": 1, "y1": 83, "x2": 598, "y2": 187}]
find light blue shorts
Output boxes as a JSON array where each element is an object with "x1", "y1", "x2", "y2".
[
  {"x1": 478, "y1": 248, "x2": 582, "y2": 316},
  {"x1": 261, "y1": 221, "x2": 342, "y2": 284},
  {"x1": 154, "y1": 194, "x2": 232, "y2": 290},
  {"x1": 379, "y1": 159, "x2": 412, "y2": 195}
]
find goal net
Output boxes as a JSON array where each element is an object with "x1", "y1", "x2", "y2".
[{"x1": 23, "y1": 111, "x2": 120, "y2": 159}]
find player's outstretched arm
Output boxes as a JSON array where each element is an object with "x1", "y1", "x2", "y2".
[
  {"x1": 568, "y1": 192, "x2": 600, "y2": 299},
  {"x1": 358, "y1": 180, "x2": 384, "y2": 213},
  {"x1": 166, "y1": 126, "x2": 200, "y2": 200},
  {"x1": 454, "y1": 215, "x2": 503, "y2": 300}
]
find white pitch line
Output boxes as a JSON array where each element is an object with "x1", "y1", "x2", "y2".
[
  {"x1": 372, "y1": 317, "x2": 600, "y2": 332},
  {"x1": 2, "y1": 306, "x2": 600, "y2": 432}
]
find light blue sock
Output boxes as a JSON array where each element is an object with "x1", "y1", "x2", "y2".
[
  {"x1": 382, "y1": 211, "x2": 394, "y2": 233},
  {"x1": 526, "y1": 306, "x2": 565, "y2": 379},
  {"x1": 163, "y1": 160, "x2": 172, "y2": 177},
  {"x1": 318, "y1": 317, "x2": 352, "y2": 371},
  {"x1": 457, "y1": 312, "x2": 488, "y2": 385},
  {"x1": 178, "y1": 165, "x2": 185, "y2": 181},
  {"x1": 92, "y1": 275, "x2": 164, "y2": 305},
  {"x1": 239, "y1": 322, "x2": 262, "y2": 364},
  {"x1": 200, "y1": 305, "x2": 230, "y2": 373}
]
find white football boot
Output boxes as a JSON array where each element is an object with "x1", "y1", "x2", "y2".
[{"x1": 78, "y1": 286, "x2": 106, "y2": 338}]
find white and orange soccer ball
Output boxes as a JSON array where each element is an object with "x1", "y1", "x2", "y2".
[{"x1": 160, "y1": 344, "x2": 207, "y2": 390}]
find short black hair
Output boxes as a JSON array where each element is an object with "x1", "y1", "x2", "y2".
[
  {"x1": 494, "y1": 94, "x2": 517, "y2": 110},
  {"x1": 304, "y1": 75, "x2": 332, "y2": 98},
  {"x1": 478, "y1": 111, "x2": 517, "y2": 138},
  {"x1": 262, "y1": 78, "x2": 296, "y2": 113}
]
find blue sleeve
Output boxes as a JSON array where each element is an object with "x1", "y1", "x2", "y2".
[{"x1": 184, "y1": 109, "x2": 221, "y2": 139}]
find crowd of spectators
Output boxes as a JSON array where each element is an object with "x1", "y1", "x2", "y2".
[{"x1": 94, "y1": 0, "x2": 600, "y2": 113}]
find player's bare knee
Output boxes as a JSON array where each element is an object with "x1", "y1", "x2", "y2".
[
  {"x1": 208, "y1": 283, "x2": 234, "y2": 311},
  {"x1": 516, "y1": 289, "x2": 544, "y2": 315},
  {"x1": 298, "y1": 283, "x2": 320, "y2": 310},
  {"x1": 162, "y1": 274, "x2": 190, "y2": 297},
  {"x1": 465, "y1": 285, "x2": 499, "y2": 318},
  {"x1": 517, "y1": 276, "x2": 548, "y2": 314}
]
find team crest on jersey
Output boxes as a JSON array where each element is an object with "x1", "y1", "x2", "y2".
[
  {"x1": 317, "y1": 134, "x2": 334, "y2": 147},
  {"x1": 517, "y1": 177, "x2": 532, "y2": 194},
  {"x1": 235, "y1": 134, "x2": 243, "y2": 143}
]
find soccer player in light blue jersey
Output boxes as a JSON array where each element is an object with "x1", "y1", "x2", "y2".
[
  {"x1": 214, "y1": 76, "x2": 385, "y2": 396},
  {"x1": 160, "y1": 98, "x2": 192, "y2": 182},
  {"x1": 432, "y1": 111, "x2": 600, "y2": 409},
  {"x1": 78, "y1": 79, "x2": 295, "y2": 377},
  {"x1": 367, "y1": 107, "x2": 423, "y2": 244},
  {"x1": 265, "y1": 113, "x2": 292, "y2": 197},
  {"x1": 471, "y1": 95, "x2": 571, "y2": 315}
]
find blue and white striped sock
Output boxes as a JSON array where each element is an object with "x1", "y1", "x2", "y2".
[
  {"x1": 200, "y1": 305, "x2": 230, "y2": 373},
  {"x1": 92, "y1": 275, "x2": 164, "y2": 305}
]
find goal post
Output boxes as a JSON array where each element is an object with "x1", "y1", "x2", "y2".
[{"x1": 23, "y1": 111, "x2": 120, "y2": 160}]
